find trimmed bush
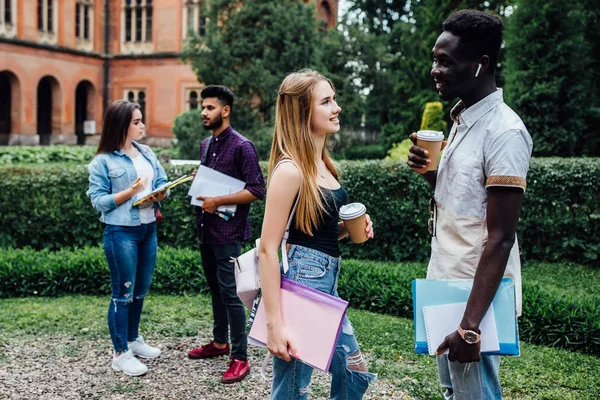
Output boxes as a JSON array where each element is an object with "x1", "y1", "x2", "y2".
[
  {"x1": 1, "y1": 247, "x2": 598, "y2": 356},
  {"x1": 1, "y1": 158, "x2": 598, "y2": 264},
  {"x1": 0, "y1": 246, "x2": 207, "y2": 297},
  {"x1": 0, "y1": 145, "x2": 171, "y2": 166},
  {"x1": 171, "y1": 109, "x2": 205, "y2": 160},
  {"x1": 419, "y1": 101, "x2": 447, "y2": 134},
  {"x1": 342, "y1": 144, "x2": 387, "y2": 160}
]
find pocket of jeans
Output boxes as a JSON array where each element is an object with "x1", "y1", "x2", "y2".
[{"x1": 296, "y1": 258, "x2": 327, "y2": 280}]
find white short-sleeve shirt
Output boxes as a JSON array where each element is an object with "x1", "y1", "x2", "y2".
[{"x1": 427, "y1": 89, "x2": 533, "y2": 315}]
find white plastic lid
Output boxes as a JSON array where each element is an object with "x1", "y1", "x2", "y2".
[
  {"x1": 416, "y1": 130, "x2": 444, "y2": 141},
  {"x1": 339, "y1": 203, "x2": 366, "y2": 220}
]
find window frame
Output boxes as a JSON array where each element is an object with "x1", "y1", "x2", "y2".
[
  {"x1": 121, "y1": 0, "x2": 153, "y2": 54},
  {"x1": 0, "y1": 0, "x2": 17, "y2": 38}
]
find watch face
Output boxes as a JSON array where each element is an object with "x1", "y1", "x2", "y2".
[{"x1": 464, "y1": 331, "x2": 478, "y2": 344}]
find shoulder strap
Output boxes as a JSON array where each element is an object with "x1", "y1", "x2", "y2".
[{"x1": 271, "y1": 158, "x2": 301, "y2": 275}]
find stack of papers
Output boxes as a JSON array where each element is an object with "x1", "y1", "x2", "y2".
[
  {"x1": 422, "y1": 302, "x2": 499, "y2": 355},
  {"x1": 187, "y1": 165, "x2": 246, "y2": 216}
]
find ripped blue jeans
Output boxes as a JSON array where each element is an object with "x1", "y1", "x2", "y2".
[
  {"x1": 103, "y1": 223, "x2": 157, "y2": 353},
  {"x1": 272, "y1": 245, "x2": 376, "y2": 399}
]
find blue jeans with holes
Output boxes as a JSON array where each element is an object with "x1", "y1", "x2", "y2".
[
  {"x1": 437, "y1": 354, "x2": 502, "y2": 400},
  {"x1": 103, "y1": 223, "x2": 158, "y2": 353},
  {"x1": 271, "y1": 245, "x2": 376, "y2": 400}
]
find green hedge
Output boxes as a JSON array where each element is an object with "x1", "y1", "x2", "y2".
[
  {"x1": 0, "y1": 145, "x2": 171, "y2": 166},
  {"x1": 1, "y1": 247, "x2": 598, "y2": 356},
  {"x1": 1, "y1": 158, "x2": 598, "y2": 264}
]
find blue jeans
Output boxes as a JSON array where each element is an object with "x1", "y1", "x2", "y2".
[
  {"x1": 103, "y1": 223, "x2": 158, "y2": 353},
  {"x1": 200, "y1": 242, "x2": 247, "y2": 361},
  {"x1": 437, "y1": 354, "x2": 502, "y2": 399},
  {"x1": 272, "y1": 245, "x2": 376, "y2": 400}
]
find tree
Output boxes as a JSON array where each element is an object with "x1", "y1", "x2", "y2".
[
  {"x1": 504, "y1": 0, "x2": 597, "y2": 156},
  {"x1": 348, "y1": 0, "x2": 513, "y2": 149},
  {"x1": 181, "y1": 0, "x2": 324, "y2": 158}
]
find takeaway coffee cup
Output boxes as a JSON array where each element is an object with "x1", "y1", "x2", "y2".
[
  {"x1": 339, "y1": 203, "x2": 369, "y2": 244},
  {"x1": 416, "y1": 130, "x2": 444, "y2": 173}
]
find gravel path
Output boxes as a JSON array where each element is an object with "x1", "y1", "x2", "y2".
[{"x1": 0, "y1": 335, "x2": 409, "y2": 400}]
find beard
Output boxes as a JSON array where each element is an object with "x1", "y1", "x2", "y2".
[{"x1": 203, "y1": 115, "x2": 223, "y2": 131}]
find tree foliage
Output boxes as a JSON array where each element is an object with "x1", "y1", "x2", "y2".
[{"x1": 505, "y1": 0, "x2": 598, "y2": 156}]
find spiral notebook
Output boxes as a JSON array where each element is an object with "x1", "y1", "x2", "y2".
[
  {"x1": 413, "y1": 278, "x2": 520, "y2": 356},
  {"x1": 423, "y1": 302, "x2": 499, "y2": 355}
]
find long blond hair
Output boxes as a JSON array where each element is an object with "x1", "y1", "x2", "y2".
[{"x1": 268, "y1": 69, "x2": 340, "y2": 236}]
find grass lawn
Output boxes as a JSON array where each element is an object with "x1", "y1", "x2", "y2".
[{"x1": 1, "y1": 294, "x2": 599, "y2": 399}]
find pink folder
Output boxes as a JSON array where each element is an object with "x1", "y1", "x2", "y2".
[{"x1": 248, "y1": 278, "x2": 349, "y2": 372}]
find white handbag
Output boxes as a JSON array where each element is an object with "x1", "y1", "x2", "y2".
[{"x1": 233, "y1": 159, "x2": 301, "y2": 310}]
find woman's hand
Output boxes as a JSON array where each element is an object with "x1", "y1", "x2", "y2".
[
  {"x1": 130, "y1": 177, "x2": 148, "y2": 195},
  {"x1": 267, "y1": 323, "x2": 299, "y2": 362},
  {"x1": 148, "y1": 189, "x2": 168, "y2": 203},
  {"x1": 365, "y1": 213, "x2": 374, "y2": 239}
]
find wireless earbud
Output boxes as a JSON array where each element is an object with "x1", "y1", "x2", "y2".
[{"x1": 475, "y1": 63, "x2": 482, "y2": 78}]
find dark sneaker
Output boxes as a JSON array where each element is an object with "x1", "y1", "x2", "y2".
[
  {"x1": 187, "y1": 341, "x2": 230, "y2": 359},
  {"x1": 221, "y1": 358, "x2": 250, "y2": 384}
]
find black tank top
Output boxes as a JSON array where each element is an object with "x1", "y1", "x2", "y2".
[{"x1": 288, "y1": 186, "x2": 348, "y2": 258}]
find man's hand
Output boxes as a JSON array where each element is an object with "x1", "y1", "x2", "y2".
[
  {"x1": 407, "y1": 132, "x2": 447, "y2": 172},
  {"x1": 197, "y1": 196, "x2": 220, "y2": 213},
  {"x1": 435, "y1": 330, "x2": 481, "y2": 363}
]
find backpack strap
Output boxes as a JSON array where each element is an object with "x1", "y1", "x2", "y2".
[{"x1": 270, "y1": 158, "x2": 302, "y2": 274}]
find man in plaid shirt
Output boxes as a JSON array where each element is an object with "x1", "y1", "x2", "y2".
[{"x1": 187, "y1": 85, "x2": 265, "y2": 384}]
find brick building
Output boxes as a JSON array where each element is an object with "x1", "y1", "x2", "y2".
[{"x1": 0, "y1": 0, "x2": 338, "y2": 146}]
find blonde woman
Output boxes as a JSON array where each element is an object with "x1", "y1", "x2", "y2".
[{"x1": 258, "y1": 70, "x2": 376, "y2": 399}]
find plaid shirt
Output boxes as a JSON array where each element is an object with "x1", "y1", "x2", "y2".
[{"x1": 195, "y1": 126, "x2": 266, "y2": 244}]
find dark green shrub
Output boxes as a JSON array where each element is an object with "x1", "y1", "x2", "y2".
[
  {"x1": 0, "y1": 145, "x2": 172, "y2": 165},
  {"x1": 171, "y1": 109, "x2": 206, "y2": 160},
  {"x1": 0, "y1": 145, "x2": 98, "y2": 165},
  {"x1": 1, "y1": 158, "x2": 598, "y2": 264},
  {"x1": 0, "y1": 246, "x2": 207, "y2": 298},
  {"x1": 2, "y1": 248, "x2": 598, "y2": 355},
  {"x1": 342, "y1": 144, "x2": 387, "y2": 160}
]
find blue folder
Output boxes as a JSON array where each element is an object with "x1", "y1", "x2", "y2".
[{"x1": 412, "y1": 278, "x2": 520, "y2": 356}]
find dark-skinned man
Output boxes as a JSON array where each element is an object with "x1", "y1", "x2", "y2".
[{"x1": 407, "y1": 10, "x2": 532, "y2": 399}]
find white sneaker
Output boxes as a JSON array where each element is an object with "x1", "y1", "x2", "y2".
[
  {"x1": 112, "y1": 350, "x2": 148, "y2": 376},
  {"x1": 128, "y1": 335, "x2": 162, "y2": 359}
]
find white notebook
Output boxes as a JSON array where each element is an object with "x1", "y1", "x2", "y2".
[{"x1": 422, "y1": 302, "x2": 500, "y2": 355}]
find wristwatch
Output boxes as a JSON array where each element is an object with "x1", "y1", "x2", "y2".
[{"x1": 458, "y1": 325, "x2": 481, "y2": 344}]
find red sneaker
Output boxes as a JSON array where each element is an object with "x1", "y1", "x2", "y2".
[
  {"x1": 187, "y1": 341, "x2": 230, "y2": 359},
  {"x1": 221, "y1": 358, "x2": 250, "y2": 384}
]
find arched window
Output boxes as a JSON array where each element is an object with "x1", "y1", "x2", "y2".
[
  {"x1": 121, "y1": 0, "x2": 153, "y2": 54},
  {"x1": 187, "y1": 90, "x2": 199, "y2": 110},
  {"x1": 124, "y1": 89, "x2": 147, "y2": 124},
  {"x1": 0, "y1": 0, "x2": 17, "y2": 38},
  {"x1": 182, "y1": 0, "x2": 207, "y2": 39}
]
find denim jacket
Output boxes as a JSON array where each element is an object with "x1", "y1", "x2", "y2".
[{"x1": 87, "y1": 141, "x2": 169, "y2": 226}]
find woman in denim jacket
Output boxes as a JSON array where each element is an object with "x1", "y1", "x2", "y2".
[
  {"x1": 258, "y1": 70, "x2": 377, "y2": 399},
  {"x1": 87, "y1": 100, "x2": 168, "y2": 377}
]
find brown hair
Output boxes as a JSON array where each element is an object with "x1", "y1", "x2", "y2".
[
  {"x1": 96, "y1": 100, "x2": 140, "y2": 154},
  {"x1": 269, "y1": 69, "x2": 339, "y2": 236}
]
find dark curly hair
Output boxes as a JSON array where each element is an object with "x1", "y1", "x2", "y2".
[{"x1": 442, "y1": 9, "x2": 504, "y2": 72}]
